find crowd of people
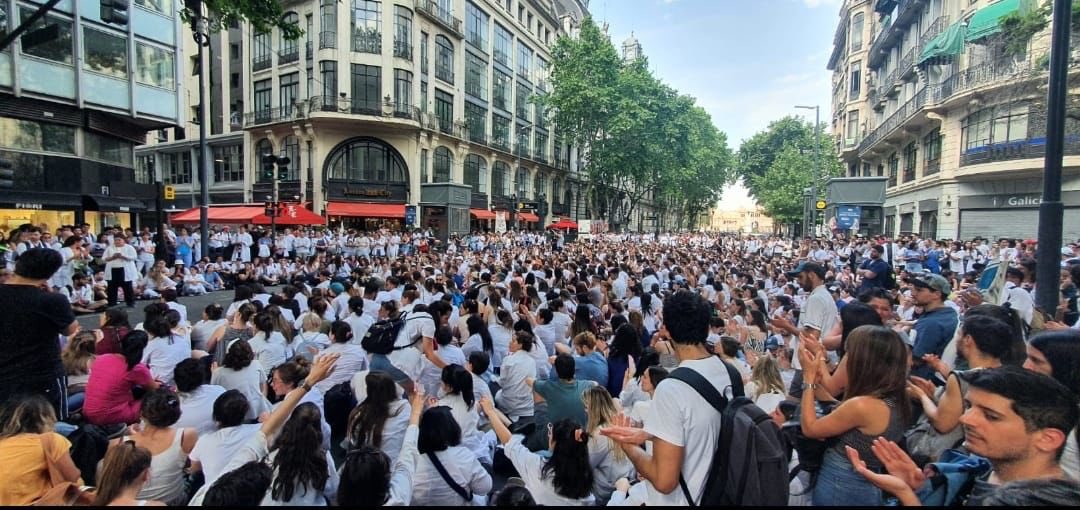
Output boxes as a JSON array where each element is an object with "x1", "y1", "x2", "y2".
[{"x1": 0, "y1": 221, "x2": 1078, "y2": 506}]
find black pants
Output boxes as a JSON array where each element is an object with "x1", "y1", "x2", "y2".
[{"x1": 107, "y1": 268, "x2": 135, "y2": 306}]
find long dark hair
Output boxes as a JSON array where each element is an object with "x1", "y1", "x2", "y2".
[
  {"x1": 103, "y1": 307, "x2": 130, "y2": 329},
  {"x1": 609, "y1": 324, "x2": 643, "y2": 362},
  {"x1": 838, "y1": 301, "x2": 882, "y2": 359},
  {"x1": 93, "y1": 441, "x2": 152, "y2": 505},
  {"x1": 347, "y1": 372, "x2": 401, "y2": 449},
  {"x1": 467, "y1": 314, "x2": 494, "y2": 354},
  {"x1": 1029, "y1": 330, "x2": 1080, "y2": 393},
  {"x1": 441, "y1": 364, "x2": 475, "y2": 410},
  {"x1": 270, "y1": 402, "x2": 329, "y2": 502},
  {"x1": 120, "y1": 330, "x2": 149, "y2": 370},
  {"x1": 541, "y1": 419, "x2": 594, "y2": 499},
  {"x1": 844, "y1": 325, "x2": 912, "y2": 426}
]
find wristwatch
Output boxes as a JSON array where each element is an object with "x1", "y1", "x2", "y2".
[
  {"x1": 300, "y1": 379, "x2": 313, "y2": 392},
  {"x1": 803, "y1": 382, "x2": 819, "y2": 390}
]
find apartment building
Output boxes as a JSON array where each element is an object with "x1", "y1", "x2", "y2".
[
  {"x1": 136, "y1": 0, "x2": 595, "y2": 232},
  {"x1": 1, "y1": 0, "x2": 183, "y2": 233},
  {"x1": 828, "y1": 0, "x2": 1080, "y2": 241}
]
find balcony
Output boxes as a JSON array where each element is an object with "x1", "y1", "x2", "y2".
[
  {"x1": 932, "y1": 59, "x2": 1034, "y2": 105},
  {"x1": 897, "y1": 46, "x2": 916, "y2": 80},
  {"x1": 252, "y1": 56, "x2": 272, "y2": 72},
  {"x1": 279, "y1": 49, "x2": 299, "y2": 65},
  {"x1": 305, "y1": 41, "x2": 312, "y2": 60},
  {"x1": 349, "y1": 99, "x2": 382, "y2": 116},
  {"x1": 902, "y1": 165, "x2": 915, "y2": 183},
  {"x1": 420, "y1": 114, "x2": 466, "y2": 138},
  {"x1": 306, "y1": 95, "x2": 421, "y2": 121},
  {"x1": 415, "y1": 0, "x2": 463, "y2": 39},
  {"x1": 514, "y1": 142, "x2": 530, "y2": 158},
  {"x1": 319, "y1": 31, "x2": 337, "y2": 49},
  {"x1": 534, "y1": 152, "x2": 548, "y2": 165},
  {"x1": 244, "y1": 107, "x2": 297, "y2": 127},
  {"x1": 868, "y1": 0, "x2": 926, "y2": 68},
  {"x1": 393, "y1": 39, "x2": 413, "y2": 60},
  {"x1": 858, "y1": 87, "x2": 927, "y2": 155},
  {"x1": 352, "y1": 30, "x2": 381, "y2": 54},
  {"x1": 879, "y1": 68, "x2": 899, "y2": 97},
  {"x1": 919, "y1": 15, "x2": 949, "y2": 49}
]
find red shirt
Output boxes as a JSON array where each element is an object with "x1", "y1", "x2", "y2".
[{"x1": 83, "y1": 354, "x2": 154, "y2": 425}]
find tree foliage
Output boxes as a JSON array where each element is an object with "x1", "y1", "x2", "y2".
[
  {"x1": 540, "y1": 16, "x2": 733, "y2": 228},
  {"x1": 180, "y1": 0, "x2": 303, "y2": 40}
]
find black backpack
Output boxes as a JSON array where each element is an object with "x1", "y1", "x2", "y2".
[
  {"x1": 361, "y1": 311, "x2": 422, "y2": 355},
  {"x1": 669, "y1": 361, "x2": 789, "y2": 507}
]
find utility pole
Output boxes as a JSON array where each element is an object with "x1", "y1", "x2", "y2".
[
  {"x1": 1035, "y1": 0, "x2": 1073, "y2": 313},
  {"x1": 190, "y1": 1, "x2": 212, "y2": 260},
  {"x1": 795, "y1": 105, "x2": 821, "y2": 237}
]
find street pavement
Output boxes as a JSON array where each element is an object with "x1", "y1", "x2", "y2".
[{"x1": 75, "y1": 287, "x2": 275, "y2": 329}]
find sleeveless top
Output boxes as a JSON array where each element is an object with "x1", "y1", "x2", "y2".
[
  {"x1": 832, "y1": 397, "x2": 906, "y2": 470},
  {"x1": 214, "y1": 326, "x2": 253, "y2": 362},
  {"x1": 130, "y1": 429, "x2": 187, "y2": 506}
]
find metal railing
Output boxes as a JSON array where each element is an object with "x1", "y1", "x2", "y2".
[
  {"x1": 393, "y1": 39, "x2": 413, "y2": 60},
  {"x1": 468, "y1": 130, "x2": 487, "y2": 144},
  {"x1": 514, "y1": 142, "x2": 530, "y2": 158},
  {"x1": 352, "y1": 31, "x2": 381, "y2": 54},
  {"x1": 244, "y1": 107, "x2": 293, "y2": 127},
  {"x1": 491, "y1": 136, "x2": 510, "y2": 152},
  {"x1": 896, "y1": 46, "x2": 915, "y2": 78},
  {"x1": 319, "y1": 31, "x2": 337, "y2": 49},
  {"x1": 306, "y1": 96, "x2": 421, "y2": 121},
  {"x1": 415, "y1": 0, "x2": 463, "y2": 38},
  {"x1": 858, "y1": 87, "x2": 927, "y2": 154},
  {"x1": 924, "y1": 158, "x2": 941, "y2": 175},
  {"x1": 534, "y1": 152, "x2": 548, "y2": 165},
  {"x1": 878, "y1": 67, "x2": 898, "y2": 97},
  {"x1": 279, "y1": 49, "x2": 299, "y2": 64},
  {"x1": 252, "y1": 56, "x2": 272, "y2": 72},
  {"x1": 919, "y1": 15, "x2": 949, "y2": 49},
  {"x1": 305, "y1": 41, "x2": 312, "y2": 60}
]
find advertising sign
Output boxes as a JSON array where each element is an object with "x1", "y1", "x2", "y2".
[
  {"x1": 405, "y1": 205, "x2": 417, "y2": 228},
  {"x1": 835, "y1": 205, "x2": 862, "y2": 230}
]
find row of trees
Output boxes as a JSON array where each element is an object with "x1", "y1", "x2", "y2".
[{"x1": 540, "y1": 17, "x2": 734, "y2": 230}]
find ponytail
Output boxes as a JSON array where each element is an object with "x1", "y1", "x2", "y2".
[
  {"x1": 441, "y1": 364, "x2": 475, "y2": 409},
  {"x1": 93, "y1": 441, "x2": 152, "y2": 505}
]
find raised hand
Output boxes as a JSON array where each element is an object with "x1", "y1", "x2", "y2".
[
  {"x1": 870, "y1": 437, "x2": 926, "y2": 492},
  {"x1": 846, "y1": 446, "x2": 918, "y2": 502}
]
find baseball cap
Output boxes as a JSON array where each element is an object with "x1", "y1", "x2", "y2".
[
  {"x1": 785, "y1": 261, "x2": 826, "y2": 279},
  {"x1": 910, "y1": 273, "x2": 951, "y2": 295},
  {"x1": 765, "y1": 336, "x2": 782, "y2": 351},
  {"x1": 330, "y1": 282, "x2": 346, "y2": 295}
]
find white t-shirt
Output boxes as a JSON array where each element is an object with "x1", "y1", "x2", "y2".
[
  {"x1": 176, "y1": 384, "x2": 227, "y2": 436},
  {"x1": 141, "y1": 335, "x2": 191, "y2": 387},
  {"x1": 388, "y1": 309, "x2": 436, "y2": 383},
  {"x1": 642, "y1": 356, "x2": 733, "y2": 506},
  {"x1": 190, "y1": 423, "x2": 261, "y2": 486}
]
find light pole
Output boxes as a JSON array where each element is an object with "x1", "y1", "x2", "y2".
[
  {"x1": 795, "y1": 105, "x2": 821, "y2": 237},
  {"x1": 189, "y1": 1, "x2": 211, "y2": 259}
]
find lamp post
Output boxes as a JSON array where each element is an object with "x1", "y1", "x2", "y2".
[
  {"x1": 189, "y1": 1, "x2": 211, "y2": 260},
  {"x1": 795, "y1": 105, "x2": 821, "y2": 237}
]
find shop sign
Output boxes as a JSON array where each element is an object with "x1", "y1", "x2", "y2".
[
  {"x1": 343, "y1": 186, "x2": 392, "y2": 198},
  {"x1": 957, "y1": 191, "x2": 1080, "y2": 209},
  {"x1": 16, "y1": 203, "x2": 43, "y2": 210}
]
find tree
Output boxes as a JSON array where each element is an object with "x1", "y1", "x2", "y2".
[
  {"x1": 750, "y1": 131, "x2": 843, "y2": 226},
  {"x1": 180, "y1": 0, "x2": 303, "y2": 40},
  {"x1": 734, "y1": 116, "x2": 816, "y2": 201}
]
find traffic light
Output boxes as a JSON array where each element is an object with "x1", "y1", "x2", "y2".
[
  {"x1": 261, "y1": 154, "x2": 276, "y2": 181},
  {"x1": 276, "y1": 156, "x2": 290, "y2": 180},
  {"x1": 0, "y1": 157, "x2": 13, "y2": 188},
  {"x1": 101, "y1": 0, "x2": 130, "y2": 26},
  {"x1": 264, "y1": 201, "x2": 274, "y2": 217}
]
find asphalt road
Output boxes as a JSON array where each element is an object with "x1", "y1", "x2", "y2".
[{"x1": 75, "y1": 287, "x2": 267, "y2": 329}]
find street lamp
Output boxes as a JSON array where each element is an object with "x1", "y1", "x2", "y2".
[{"x1": 795, "y1": 105, "x2": 821, "y2": 237}]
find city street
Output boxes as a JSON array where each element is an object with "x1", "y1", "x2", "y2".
[{"x1": 75, "y1": 287, "x2": 273, "y2": 330}]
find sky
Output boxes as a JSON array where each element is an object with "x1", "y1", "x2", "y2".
[{"x1": 595, "y1": 0, "x2": 842, "y2": 209}]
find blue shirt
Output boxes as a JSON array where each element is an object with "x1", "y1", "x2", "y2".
[
  {"x1": 858, "y1": 258, "x2": 892, "y2": 291},
  {"x1": 573, "y1": 351, "x2": 609, "y2": 387},
  {"x1": 911, "y1": 306, "x2": 959, "y2": 380}
]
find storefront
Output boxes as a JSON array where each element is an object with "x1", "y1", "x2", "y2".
[
  {"x1": 325, "y1": 202, "x2": 405, "y2": 231},
  {"x1": 957, "y1": 191, "x2": 1080, "y2": 241},
  {"x1": 0, "y1": 191, "x2": 141, "y2": 235},
  {"x1": 470, "y1": 208, "x2": 495, "y2": 231}
]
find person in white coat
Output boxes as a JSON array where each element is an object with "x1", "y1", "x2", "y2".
[{"x1": 104, "y1": 235, "x2": 138, "y2": 307}]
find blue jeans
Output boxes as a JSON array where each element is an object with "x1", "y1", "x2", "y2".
[
  {"x1": 811, "y1": 448, "x2": 885, "y2": 506},
  {"x1": 369, "y1": 354, "x2": 411, "y2": 386}
]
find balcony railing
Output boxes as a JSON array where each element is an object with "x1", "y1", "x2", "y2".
[
  {"x1": 534, "y1": 153, "x2": 548, "y2": 165},
  {"x1": 307, "y1": 95, "x2": 421, "y2": 121},
  {"x1": 393, "y1": 39, "x2": 413, "y2": 60},
  {"x1": 514, "y1": 142, "x2": 530, "y2": 158},
  {"x1": 279, "y1": 49, "x2": 299, "y2": 64},
  {"x1": 352, "y1": 31, "x2": 381, "y2": 54},
  {"x1": 896, "y1": 46, "x2": 916, "y2": 79},
  {"x1": 305, "y1": 41, "x2": 312, "y2": 60},
  {"x1": 252, "y1": 56, "x2": 272, "y2": 72},
  {"x1": 925, "y1": 158, "x2": 941, "y2": 175},
  {"x1": 244, "y1": 107, "x2": 294, "y2": 127},
  {"x1": 319, "y1": 31, "x2": 337, "y2": 49},
  {"x1": 879, "y1": 67, "x2": 898, "y2": 97},
  {"x1": 415, "y1": 0, "x2": 463, "y2": 38},
  {"x1": 919, "y1": 15, "x2": 949, "y2": 49},
  {"x1": 903, "y1": 165, "x2": 916, "y2": 183},
  {"x1": 858, "y1": 87, "x2": 927, "y2": 155},
  {"x1": 349, "y1": 99, "x2": 382, "y2": 116},
  {"x1": 492, "y1": 136, "x2": 510, "y2": 152}
]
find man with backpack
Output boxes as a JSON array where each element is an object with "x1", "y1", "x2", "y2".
[
  {"x1": 599, "y1": 290, "x2": 787, "y2": 506},
  {"x1": 364, "y1": 288, "x2": 434, "y2": 395}
]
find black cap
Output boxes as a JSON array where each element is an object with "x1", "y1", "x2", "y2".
[{"x1": 785, "y1": 261, "x2": 826, "y2": 279}]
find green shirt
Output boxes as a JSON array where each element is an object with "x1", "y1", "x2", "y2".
[{"x1": 533, "y1": 378, "x2": 594, "y2": 428}]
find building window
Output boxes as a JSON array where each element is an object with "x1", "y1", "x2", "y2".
[
  {"x1": 961, "y1": 104, "x2": 1029, "y2": 153},
  {"x1": 465, "y1": 154, "x2": 487, "y2": 194},
  {"x1": 18, "y1": 9, "x2": 71, "y2": 64},
  {"x1": 280, "y1": 12, "x2": 300, "y2": 62},
  {"x1": 280, "y1": 72, "x2": 299, "y2": 116},
  {"x1": 135, "y1": 43, "x2": 175, "y2": 89},
  {"x1": 533, "y1": 172, "x2": 545, "y2": 197},
  {"x1": 320, "y1": 0, "x2": 337, "y2": 49},
  {"x1": 466, "y1": 1, "x2": 489, "y2": 52},
  {"x1": 0, "y1": 117, "x2": 75, "y2": 154},
  {"x1": 306, "y1": 14, "x2": 313, "y2": 58},
  {"x1": 421, "y1": 32, "x2": 429, "y2": 74},
  {"x1": 534, "y1": 131, "x2": 547, "y2": 161},
  {"x1": 350, "y1": 64, "x2": 381, "y2": 113},
  {"x1": 850, "y1": 12, "x2": 864, "y2": 51},
  {"x1": 494, "y1": 22, "x2": 512, "y2": 67},
  {"x1": 433, "y1": 146, "x2": 452, "y2": 182},
  {"x1": 435, "y1": 89, "x2": 454, "y2": 133},
  {"x1": 516, "y1": 40, "x2": 532, "y2": 80},
  {"x1": 493, "y1": 70, "x2": 511, "y2": 111},
  {"x1": 307, "y1": 65, "x2": 314, "y2": 98},
  {"x1": 849, "y1": 61, "x2": 861, "y2": 100},
  {"x1": 492, "y1": 161, "x2": 509, "y2": 196},
  {"x1": 536, "y1": 57, "x2": 548, "y2": 91},
  {"x1": 394, "y1": 6, "x2": 413, "y2": 60},
  {"x1": 465, "y1": 52, "x2": 487, "y2": 100},
  {"x1": 253, "y1": 79, "x2": 272, "y2": 121},
  {"x1": 899, "y1": 213, "x2": 914, "y2": 235},
  {"x1": 515, "y1": 82, "x2": 530, "y2": 121},
  {"x1": 515, "y1": 125, "x2": 530, "y2": 157},
  {"x1": 862, "y1": 162, "x2": 872, "y2": 177},
  {"x1": 135, "y1": 154, "x2": 155, "y2": 184},
  {"x1": 325, "y1": 138, "x2": 408, "y2": 182},
  {"x1": 252, "y1": 31, "x2": 271, "y2": 71},
  {"x1": 924, "y1": 128, "x2": 942, "y2": 175},
  {"x1": 919, "y1": 211, "x2": 937, "y2": 238},
  {"x1": 420, "y1": 148, "x2": 429, "y2": 183},
  {"x1": 551, "y1": 178, "x2": 560, "y2": 205},
  {"x1": 465, "y1": 102, "x2": 486, "y2": 142},
  {"x1": 280, "y1": 135, "x2": 300, "y2": 180},
  {"x1": 903, "y1": 142, "x2": 917, "y2": 182},
  {"x1": 162, "y1": 151, "x2": 192, "y2": 185},
  {"x1": 887, "y1": 152, "x2": 898, "y2": 187},
  {"x1": 351, "y1": 0, "x2": 381, "y2": 54},
  {"x1": 420, "y1": 80, "x2": 428, "y2": 112},
  {"x1": 394, "y1": 69, "x2": 413, "y2": 112},
  {"x1": 254, "y1": 138, "x2": 274, "y2": 182},
  {"x1": 516, "y1": 167, "x2": 528, "y2": 197},
  {"x1": 135, "y1": 0, "x2": 173, "y2": 16},
  {"x1": 846, "y1": 110, "x2": 859, "y2": 140},
  {"x1": 83, "y1": 27, "x2": 127, "y2": 78},
  {"x1": 435, "y1": 35, "x2": 454, "y2": 84},
  {"x1": 212, "y1": 145, "x2": 244, "y2": 182},
  {"x1": 492, "y1": 114, "x2": 510, "y2": 150},
  {"x1": 320, "y1": 61, "x2": 337, "y2": 99}
]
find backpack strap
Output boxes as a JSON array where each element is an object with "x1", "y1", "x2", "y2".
[
  {"x1": 669, "y1": 360, "x2": 744, "y2": 506},
  {"x1": 427, "y1": 451, "x2": 472, "y2": 502}
]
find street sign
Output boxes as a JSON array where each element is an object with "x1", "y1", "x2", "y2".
[
  {"x1": 815, "y1": 199, "x2": 827, "y2": 210},
  {"x1": 164, "y1": 185, "x2": 175, "y2": 200}
]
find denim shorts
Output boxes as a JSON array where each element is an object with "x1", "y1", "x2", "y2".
[{"x1": 811, "y1": 448, "x2": 885, "y2": 506}]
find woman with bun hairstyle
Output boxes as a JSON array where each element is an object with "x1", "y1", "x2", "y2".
[{"x1": 112, "y1": 387, "x2": 196, "y2": 505}]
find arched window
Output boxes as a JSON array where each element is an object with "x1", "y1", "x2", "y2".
[
  {"x1": 433, "y1": 146, "x2": 452, "y2": 182},
  {"x1": 435, "y1": 35, "x2": 454, "y2": 83},
  {"x1": 281, "y1": 12, "x2": 300, "y2": 61},
  {"x1": 533, "y1": 172, "x2": 545, "y2": 199},
  {"x1": 325, "y1": 137, "x2": 408, "y2": 182},
  {"x1": 255, "y1": 138, "x2": 274, "y2": 182},
  {"x1": 280, "y1": 135, "x2": 300, "y2": 180},
  {"x1": 492, "y1": 161, "x2": 509, "y2": 197},
  {"x1": 564, "y1": 184, "x2": 573, "y2": 209},
  {"x1": 515, "y1": 167, "x2": 528, "y2": 197},
  {"x1": 465, "y1": 154, "x2": 487, "y2": 194}
]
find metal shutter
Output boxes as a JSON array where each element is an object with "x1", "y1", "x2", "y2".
[{"x1": 959, "y1": 208, "x2": 1080, "y2": 240}]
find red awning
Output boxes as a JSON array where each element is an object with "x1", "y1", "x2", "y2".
[
  {"x1": 547, "y1": 219, "x2": 579, "y2": 230},
  {"x1": 251, "y1": 204, "x2": 326, "y2": 226},
  {"x1": 518, "y1": 212, "x2": 539, "y2": 223},
  {"x1": 326, "y1": 201, "x2": 405, "y2": 218},
  {"x1": 470, "y1": 208, "x2": 496, "y2": 220},
  {"x1": 170, "y1": 206, "x2": 264, "y2": 224}
]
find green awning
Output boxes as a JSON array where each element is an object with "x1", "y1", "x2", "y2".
[
  {"x1": 965, "y1": 0, "x2": 1023, "y2": 42},
  {"x1": 919, "y1": 21, "x2": 968, "y2": 64}
]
